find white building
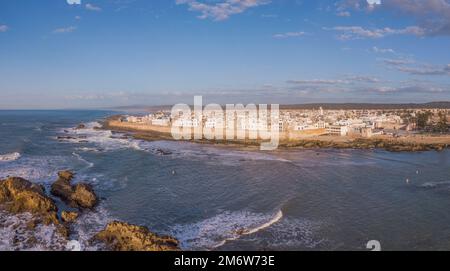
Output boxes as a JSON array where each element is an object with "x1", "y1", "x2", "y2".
[
  {"x1": 152, "y1": 118, "x2": 170, "y2": 127},
  {"x1": 205, "y1": 118, "x2": 224, "y2": 129},
  {"x1": 327, "y1": 125, "x2": 349, "y2": 136},
  {"x1": 174, "y1": 118, "x2": 200, "y2": 128}
]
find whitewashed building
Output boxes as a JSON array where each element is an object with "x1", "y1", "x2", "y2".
[{"x1": 327, "y1": 125, "x2": 349, "y2": 136}]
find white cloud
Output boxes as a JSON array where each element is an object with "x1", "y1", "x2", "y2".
[
  {"x1": 0, "y1": 25, "x2": 8, "y2": 32},
  {"x1": 382, "y1": 58, "x2": 450, "y2": 76},
  {"x1": 372, "y1": 46, "x2": 395, "y2": 54},
  {"x1": 366, "y1": 85, "x2": 445, "y2": 94},
  {"x1": 86, "y1": 3, "x2": 102, "y2": 11},
  {"x1": 287, "y1": 75, "x2": 380, "y2": 85},
  {"x1": 175, "y1": 0, "x2": 270, "y2": 21},
  {"x1": 273, "y1": 31, "x2": 306, "y2": 39},
  {"x1": 345, "y1": 75, "x2": 381, "y2": 83},
  {"x1": 337, "y1": 11, "x2": 351, "y2": 17},
  {"x1": 67, "y1": 0, "x2": 81, "y2": 5},
  {"x1": 367, "y1": 0, "x2": 381, "y2": 9},
  {"x1": 53, "y1": 26, "x2": 77, "y2": 33},
  {"x1": 287, "y1": 79, "x2": 348, "y2": 85},
  {"x1": 397, "y1": 65, "x2": 450, "y2": 76},
  {"x1": 326, "y1": 25, "x2": 425, "y2": 40},
  {"x1": 382, "y1": 58, "x2": 413, "y2": 66},
  {"x1": 337, "y1": 0, "x2": 450, "y2": 36}
]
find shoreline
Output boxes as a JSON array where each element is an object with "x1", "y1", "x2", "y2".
[{"x1": 102, "y1": 116, "x2": 450, "y2": 152}]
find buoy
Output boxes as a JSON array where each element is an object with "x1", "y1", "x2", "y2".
[{"x1": 406, "y1": 178, "x2": 410, "y2": 184}]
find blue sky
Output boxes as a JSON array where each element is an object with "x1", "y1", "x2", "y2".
[{"x1": 0, "y1": 0, "x2": 450, "y2": 108}]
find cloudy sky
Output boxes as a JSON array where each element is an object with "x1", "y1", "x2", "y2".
[{"x1": 0, "y1": 0, "x2": 450, "y2": 108}]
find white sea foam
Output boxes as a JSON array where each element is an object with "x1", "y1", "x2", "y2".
[
  {"x1": 0, "y1": 155, "x2": 69, "y2": 183},
  {"x1": 137, "y1": 140, "x2": 291, "y2": 165},
  {"x1": 0, "y1": 206, "x2": 115, "y2": 251},
  {"x1": 261, "y1": 218, "x2": 325, "y2": 250},
  {"x1": 75, "y1": 147, "x2": 102, "y2": 152},
  {"x1": 71, "y1": 205, "x2": 114, "y2": 251},
  {"x1": 211, "y1": 210, "x2": 284, "y2": 249},
  {"x1": 0, "y1": 152, "x2": 21, "y2": 162},
  {"x1": 420, "y1": 181, "x2": 450, "y2": 188},
  {"x1": 72, "y1": 152, "x2": 94, "y2": 169},
  {"x1": 60, "y1": 122, "x2": 139, "y2": 151},
  {"x1": 169, "y1": 210, "x2": 284, "y2": 250},
  {"x1": 60, "y1": 122, "x2": 291, "y2": 165},
  {"x1": 0, "y1": 211, "x2": 67, "y2": 251}
]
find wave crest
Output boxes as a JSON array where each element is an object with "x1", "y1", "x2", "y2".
[
  {"x1": 169, "y1": 210, "x2": 283, "y2": 250},
  {"x1": 0, "y1": 152, "x2": 21, "y2": 162}
]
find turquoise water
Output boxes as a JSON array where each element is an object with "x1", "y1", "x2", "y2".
[{"x1": 1, "y1": 110, "x2": 450, "y2": 251}]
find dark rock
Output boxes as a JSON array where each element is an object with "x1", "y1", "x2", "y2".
[
  {"x1": 155, "y1": 149, "x2": 172, "y2": 155},
  {"x1": 51, "y1": 171, "x2": 98, "y2": 209}
]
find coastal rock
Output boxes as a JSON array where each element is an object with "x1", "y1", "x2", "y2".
[
  {"x1": 76, "y1": 123, "x2": 86, "y2": 130},
  {"x1": 72, "y1": 184, "x2": 97, "y2": 209},
  {"x1": 51, "y1": 171, "x2": 98, "y2": 209},
  {"x1": 156, "y1": 148, "x2": 172, "y2": 155},
  {"x1": 58, "y1": 170, "x2": 74, "y2": 180},
  {"x1": 61, "y1": 211, "x2": 79, "y2": 223},
  {"x1": 0, "y1": 177, "x2": 69, "y2": 237},
  {"x1": 0, "y1": 177, "x2": 57, "y2": 219},
  {"x1": 94, "y1": 221, "x2": 180, "y2": 251}
]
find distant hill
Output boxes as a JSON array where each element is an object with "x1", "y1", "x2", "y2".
[{"x1": 111, "y1": 102, "x2": 450, "y2": 112}]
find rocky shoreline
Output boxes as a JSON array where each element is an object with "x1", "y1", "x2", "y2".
[
  {"x1": 103, "y1": 117, "x2": 449, "y2": 152},
  {"x1": 279, "y1": 138, "x2": 449, "y2": 152},
  {"x1": 0, "y1": 171, "x2": 180, "y2": 251}
]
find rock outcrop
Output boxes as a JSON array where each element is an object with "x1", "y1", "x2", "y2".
[
  {"x1": 94, "y1": 221, "x2": 180, "y2": 251},
  {"x1": 280, "y1": 138, "x2": 448, "y2": 152},
  {"x1": 61, "y1": 211, "x2": 79, "y2": 223},
  {"x1": 1, "y1": 172, "x2": 180, "y2": 251},
  {"x1": 0, "y1": 177, "x2": 58, "y2": 222},
  {"x1": 0, "y1": 177, "x2": 68, "y2": 237},
  {"x1": 51, "y1": 171, "x2": 98, "y2": 209}
]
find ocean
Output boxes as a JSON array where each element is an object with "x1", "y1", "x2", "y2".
[{"x1": 1, "y1": 110, "x2": 450, "y2": 251}]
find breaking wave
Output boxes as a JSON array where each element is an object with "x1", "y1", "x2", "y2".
[
  {"x1": 0, "y1": 152, "x2": 21, "y2": 162},
  {"x1": 0, "y1": 206, "x2": 114, "y2": 251},
  {"x1": 169, "y1": 210, "x2": 284, "y2": 250},
  {"x1": 59, "y1": 123, "x2": 291, "y2": 165},
  {"x1": 0, "y1": 211, "x2": 67, "y2": 251},
  {"x1": 0, "y1": 155, "x2": 70, "y2": 183},
  {"x1": 71, "y1": 205, "x2": 114, "y2": 251},
  {"x1": 72, "y1": 152, "x2": 94, "y2": 169},
  {"x1": 419, "y1": 181, "x2": 450, "y2": 189}
]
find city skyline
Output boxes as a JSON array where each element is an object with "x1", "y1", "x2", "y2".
[{"x1": 1, "y1": 0, "x2": 450, "y2": 109}]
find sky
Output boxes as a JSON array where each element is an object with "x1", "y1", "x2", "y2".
[{"x1": 0, "y1": 0, "x2": 450, "y2": 109}]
